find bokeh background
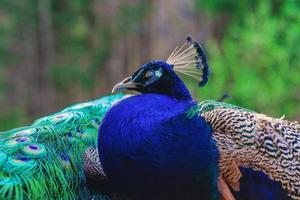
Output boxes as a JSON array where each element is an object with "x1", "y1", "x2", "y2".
[{"x1": 0, "y1": 0, "x2": 299, "y2": 130}]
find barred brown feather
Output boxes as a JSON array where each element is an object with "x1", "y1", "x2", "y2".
[
  {"x1": 83, "y1": 147, "x2": 107, "y2": 181},
  {"x1": 200, "y1": 105, "x2": 300, "y2": 200}
]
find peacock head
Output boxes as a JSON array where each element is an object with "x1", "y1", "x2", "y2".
[{"x1": 112, "y1": 37, "x2": 210, "y2": 100}]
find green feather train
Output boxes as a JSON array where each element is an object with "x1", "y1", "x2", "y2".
[{"x1": 0, "y1": 94, "x2": 125, "y2": 200}]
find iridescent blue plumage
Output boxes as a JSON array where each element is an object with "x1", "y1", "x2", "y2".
[
  {"x1": 99, "y1": 62, "x2": 219, "y2": 199},
  {"x1": 235, "y1": 168, "x2": 290, "y2": 200}
]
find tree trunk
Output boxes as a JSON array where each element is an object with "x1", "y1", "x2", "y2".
[{"x1": 31, "y1": 0, "x2": 55, "y2": 115}]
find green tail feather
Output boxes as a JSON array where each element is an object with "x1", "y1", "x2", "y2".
[
  {"x1": 0, "y1": 93, "x2": 125, "y2": 200},
  {"x1": 186, "y1": 100, "x2": 254, "y2": 119}
]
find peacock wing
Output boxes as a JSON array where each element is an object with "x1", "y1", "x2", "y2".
[{"x1": 198, "y1": 100, "x2": 300, "y2": 200}]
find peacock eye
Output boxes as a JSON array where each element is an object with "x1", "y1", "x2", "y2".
[{"x1": 145, "y1": 71, "x2": 154, "y2": 78}]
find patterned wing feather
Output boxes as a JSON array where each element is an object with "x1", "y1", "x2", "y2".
[
  {"x1": 0, "y1": 94, "x2": 125, "y2": 200},
  {"x1": 198, "y1": 100, "x2": 300, "y2": 200}
]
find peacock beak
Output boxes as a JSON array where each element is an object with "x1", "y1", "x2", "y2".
[{"x1": 112, "y1": 77, "x2": 143, "y2": 93}]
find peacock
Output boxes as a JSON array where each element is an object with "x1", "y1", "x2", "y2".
[{"x1": 0, "y1": 37, "x2": 299, "y2": 200}]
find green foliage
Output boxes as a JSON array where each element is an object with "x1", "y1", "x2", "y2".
[
  {"x1": 195, "y1": 0, "x2": 258, "y2": 18},
  {"x1": 0, "y1": 109, "x2": 28, "y2": 131},
  {"x1": 193, "y1": 0, "x2": 300, "y2": 117},
  {"x1": 117, "y1": 0, "x2": 151, "y2": 34},
  {"x1": 0, "y1": 0, "x2": 150, "y2": 129},
  {"x1": 50, "y1": 0, "x2": 150, "y2": 92}
]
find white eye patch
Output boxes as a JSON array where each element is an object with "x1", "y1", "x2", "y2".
[{"x1": 154, "y1": 68, "x2": 163, "y2": 78}]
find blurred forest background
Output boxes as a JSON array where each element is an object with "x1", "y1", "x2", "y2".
[{"x1": 0, "y1": 0, "x2": 299, "y2": 130}]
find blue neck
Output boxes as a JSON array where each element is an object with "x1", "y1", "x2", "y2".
[{"x1": 162, "y1": 75, "x2": 192, "y2": 101}]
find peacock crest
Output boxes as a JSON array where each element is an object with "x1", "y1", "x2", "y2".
[{"x1": 166, "y1": 36, "x2": 210, "y2": 87}]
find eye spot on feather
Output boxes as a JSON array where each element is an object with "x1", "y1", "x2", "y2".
[
  {"x1": 4, "y1": 155, "x2": 37, "y2": 174},
  {"x1": 56, "y1": 114, "x2": 66, "y2": 119},
  {"x1": 14, "y1": 129, "x2": 36, "y2": 137},
  {"x1": 68, "y1": 102, "x2": 94, "y2": 110},
  {"x1": 29, "y1": 145, "x2": 38, "y2": 150},
  {"x1": 16, "y1": 137, "x2": 28, "y2": 142},
  {"x1": 17, "y1": 156, "x2": 30, "y2": 162},
  {"x1": 22, "y1": 144, "x2": 46, "y2": 158},
  {"x1": 5, "y1": 137, "x2": 32, "y2": 147},
  {"x1": 32, "y1": 112, "x2": 77, "y2": 125},
  {"x1": 49, "y1": 112, "x2": 77, "y2": 123}
]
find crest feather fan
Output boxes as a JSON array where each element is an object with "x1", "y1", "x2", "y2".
[{"x1": 166, "y1": 36, "x2": 210, "y2": 87}]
